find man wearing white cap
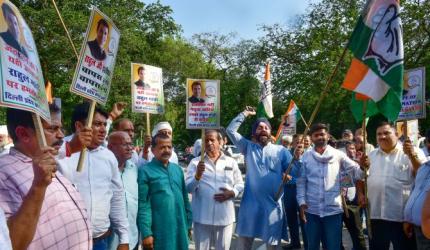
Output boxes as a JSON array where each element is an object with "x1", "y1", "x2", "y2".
[
  {"x1": 139, "y1": 121, "x2": 178, "y2": 166},
  {"x1": 0, "y1": 125, "x2": 13, "y2": 157}
]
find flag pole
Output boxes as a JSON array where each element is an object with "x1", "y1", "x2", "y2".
[
  {"x1": 274, "y1": 41, "x2": 350, "y2": 201},
  {"x1": 200, "y1": 129, "x2": 206, "y2": 162},
  {"x1": 51, "y1": 0, "x2": 79, "y2": 59},
  {"x1": 146, "y1": 112, "x2": 151, "y2": 136},
  {"x1": 361, "y1": 100, "x2": 372, "y2": 239}
]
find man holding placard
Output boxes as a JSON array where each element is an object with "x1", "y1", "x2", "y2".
[
  {"x1": 60, "y1": 103, "x2": 129, "y2": 250},
  {"x1": 0, "y1": 105, "x2": 92, "y2": 249}
]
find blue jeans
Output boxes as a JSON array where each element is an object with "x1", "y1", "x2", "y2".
[
  {"x1": 284, "y1": 184, "x2": 307, "y2": 248},
  {"x1": 93, "y1": 238, "x2": 108, "y2": 250},
  {"x1": 305, "y1": 212, "x2": 342, "y2": 250}
]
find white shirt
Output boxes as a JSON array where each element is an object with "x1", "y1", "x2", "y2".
[
  {"x1": 186, "y1": 154, "x2": 244, "y2": 226},
  {"x1": 0, "y1": 207, "x2": 12, "y2": 250},
  {"x1": 367, "y1": 143, "x2": 426, "y2": 222},
  {"x1": 297, "y1": 145, "x2": 363, "y2": 217},
  {"x1": 57, "y1": 143, "x2": 129, "y2": 244}
]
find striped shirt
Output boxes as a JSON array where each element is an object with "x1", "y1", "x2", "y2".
[{"x1": 0, "y1": 148, "x2": 92, "y2": 250}]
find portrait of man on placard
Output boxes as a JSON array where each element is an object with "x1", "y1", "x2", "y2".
[
  {"x1": 188, "y1": 80, "x2": 205, "y2": 103},
  {"x1": 0, "y1": 2, "x2": 27, "y2": 57},
  {"x1": 134, "y1": 66, "x2": 150, "y2": 88},
  {"x1": 87, "y1": 18, "x2": 109, "y2": 61}
]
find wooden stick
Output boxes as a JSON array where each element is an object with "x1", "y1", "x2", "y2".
[
  {"x1": 146, "y1": 113, "x2": 151, "y2": 136},
  {"x1": 274, "y1": 42, "x2": 350, "y2": 201},
  {"x1": 342, "y1": 194, "x2": 350, "y2": 218},
  {"x1": 76, "y1": 101, "x2": 96, "y2": 172},
  {"x1": 51, "y1": 0, "x2": 79, "y2": 59},
  {"x1": 200, "y1": 129, "x2": 205, "y2": 162},
  {"x1": 404, "y1": 120, "x2": 409, "y2": 140},
  {"x1": 361, "y1": 100, "x2": 372, "y2": 240},
  {"x1": 32, "y1": 114, "x2": 47, "y2": 147}
]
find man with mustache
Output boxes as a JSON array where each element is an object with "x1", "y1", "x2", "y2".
[
  {"x1": 0, "y1": 102, "x2": 92, "y2": 249},
  {"x1": 226, "y1": 107, "x2": 300, "y2": 249},
  {"x1": 363, "y1": 122, "x2": 425, "y2": 250},
  {"x1": 59, "y1": 102, "x2": 129, "y2": 250},
  {"x1": 186, "y1": 129, "x2": 244, "y2": 250},
  {"x1": 138, "y1": 133, "x2": 192, "y2": 250},
  {"x1": 297, "y1": 123, "x2": 365, "y2": 250}
]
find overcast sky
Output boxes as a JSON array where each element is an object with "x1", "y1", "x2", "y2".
[{"x1": 145, "y1": 0, "x2": 319, "y2": 40}]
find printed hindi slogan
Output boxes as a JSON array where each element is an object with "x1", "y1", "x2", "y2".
[
  {"x1": 70, "y1": 7, "x2": 120, "y2": 104},
  {"x1": 186, "y1": 79, "x2": 220, "y2": 129},
  {"x1": 0, "y1": 0, "x2": 50, "y2": 120},
  {"x1": 397, "y1": 67, "x2": 426, "y2": 120},
  {"x1": 131, "y1": 63, "x2": 164, "y2": 114}
]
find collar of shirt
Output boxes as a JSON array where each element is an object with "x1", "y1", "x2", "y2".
[
  {"x1": 376, "y1": 143, "x2": 402, "y2": 155},
  {"x1": 8, "y1": 147, "x2": 32, "y2": 163}
]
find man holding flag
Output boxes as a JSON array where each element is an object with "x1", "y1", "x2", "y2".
[{"x1": 340, "y1": 0, "x2": 426, "y2": 249}]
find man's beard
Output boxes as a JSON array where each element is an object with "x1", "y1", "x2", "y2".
[
  {"x1": 313, "y1": 139, "x2": 327, "y2": 148},
  {"x1": 256, "y1": 133, "x2": 270, "y2": 145}
]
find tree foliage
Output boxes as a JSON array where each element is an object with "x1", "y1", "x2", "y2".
[{"x1": 2, "y1": 0, "x2": 430, "y2": 148}]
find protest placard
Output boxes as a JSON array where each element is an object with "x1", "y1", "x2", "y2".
[
  {"x1": 131, "y1": 63, "x2": 164, "y2": 114},
  {"x1": 186, "y1": 79, "x2": 220, "y2": 129},
  {"x1": 70, "y1": 7, "x2": 120, "y2": 105},
  {"x1": 397, "y1": 67, "x2": 426, "y2": 120},
  {"x1": 0, "y1": 0, "x2": 50, "y2": 121}
]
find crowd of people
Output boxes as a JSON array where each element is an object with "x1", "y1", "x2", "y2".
[{"x1": 0, "y1": 102, "x2": 430, "y2": 250}]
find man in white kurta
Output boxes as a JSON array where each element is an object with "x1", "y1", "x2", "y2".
[
  {"x1": 186, "y1": 130, "x2": 244, "y2": 250},
  {"x1": 365, "y1": 122, "x2": 425, "y2": 250}
]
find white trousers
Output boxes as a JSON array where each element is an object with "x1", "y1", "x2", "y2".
[
  {"x1": 193, "y1": 223, "x2": 234, "y2": 250},
  {"x1": 236, "y1": 236, "x2": 282, "y2": 250}
]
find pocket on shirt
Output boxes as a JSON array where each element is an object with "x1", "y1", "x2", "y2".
[{"x1": 393, "y1": 163, "x2": 412, "y2": 183}]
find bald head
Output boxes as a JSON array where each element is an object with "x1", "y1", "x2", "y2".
[{"x1": 108, "y1": 131, "x2": 133, "y2": 167}]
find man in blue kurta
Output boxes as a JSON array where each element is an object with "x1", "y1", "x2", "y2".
[
  {"x1": 227, "y1": 107, "x2": 298, "y2": 249},
  {"x1": 137, "y1": 133, "x2": 192, "y2": 250}
]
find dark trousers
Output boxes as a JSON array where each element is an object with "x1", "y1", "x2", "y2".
[
  {"x1": 415, "y1": 226, "x2": 430, "y2": 250},
  {"x1": 284, "y1": 184, "x2": 307, "y2": 248},
  {"x1": 305, "y1": 213, "x2": 342, "y2": 250},
  {"x1": 369, "y1": 219, "x2": 416, "y2": 250},
  {"x1": 342, "y1": 205, "x2": 366, "y2": 250}
]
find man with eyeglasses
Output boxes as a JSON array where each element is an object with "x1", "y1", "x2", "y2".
[
  {"x1": 108, "y1": 131, "x2": 139, "y2": 250},
  {"x1": 59, "y1": 102, "x2": 129, "y2": 250}
]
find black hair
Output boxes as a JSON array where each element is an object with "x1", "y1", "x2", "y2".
[
  {"x1": 71, "y1": 102, "x2": 108, "y2": 133},
  {"x1": 6, "y1": 108, "x2": 35, "y2": 142},
  {"x1": 151, "y1": 133, "x2": 171, "y2": 148},
  {"x1": 376, "y1": 121, "x2": 394, "y2": 129},
  {"x1": 96, "y1": 18, "x2": 109, "y2": 31},
  {"x1": 309, "y1": 123, "x2": 329, "y2": 135}
]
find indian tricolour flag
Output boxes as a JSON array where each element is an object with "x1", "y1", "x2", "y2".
[
  {"x1": 257, "y1": 61, "x2": 274, "y2": 118},
  {"x1": 275, "y1": 100, "x2": 301, "y2": 143},
  {"x1": 342, "y1": 0, "x2": 403, "y2": 122}
]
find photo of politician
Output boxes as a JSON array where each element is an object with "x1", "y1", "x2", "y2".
[
  {"x1": 188, "y1": 81, "x2": 205, "y2": 103},
  {"x1": 0, "y1": 3, "x2": 27, "y2": 57},
  {"x1": 87, "y1": 18, "x2": 109, "y2": 61},
  {"x1": 134, "y1": 66, "x2": 150, "y2": 88}
]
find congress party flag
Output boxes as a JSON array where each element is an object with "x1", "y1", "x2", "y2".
[{"x1": 342, "y1": 0, "x2": 403, "y2": 122}]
